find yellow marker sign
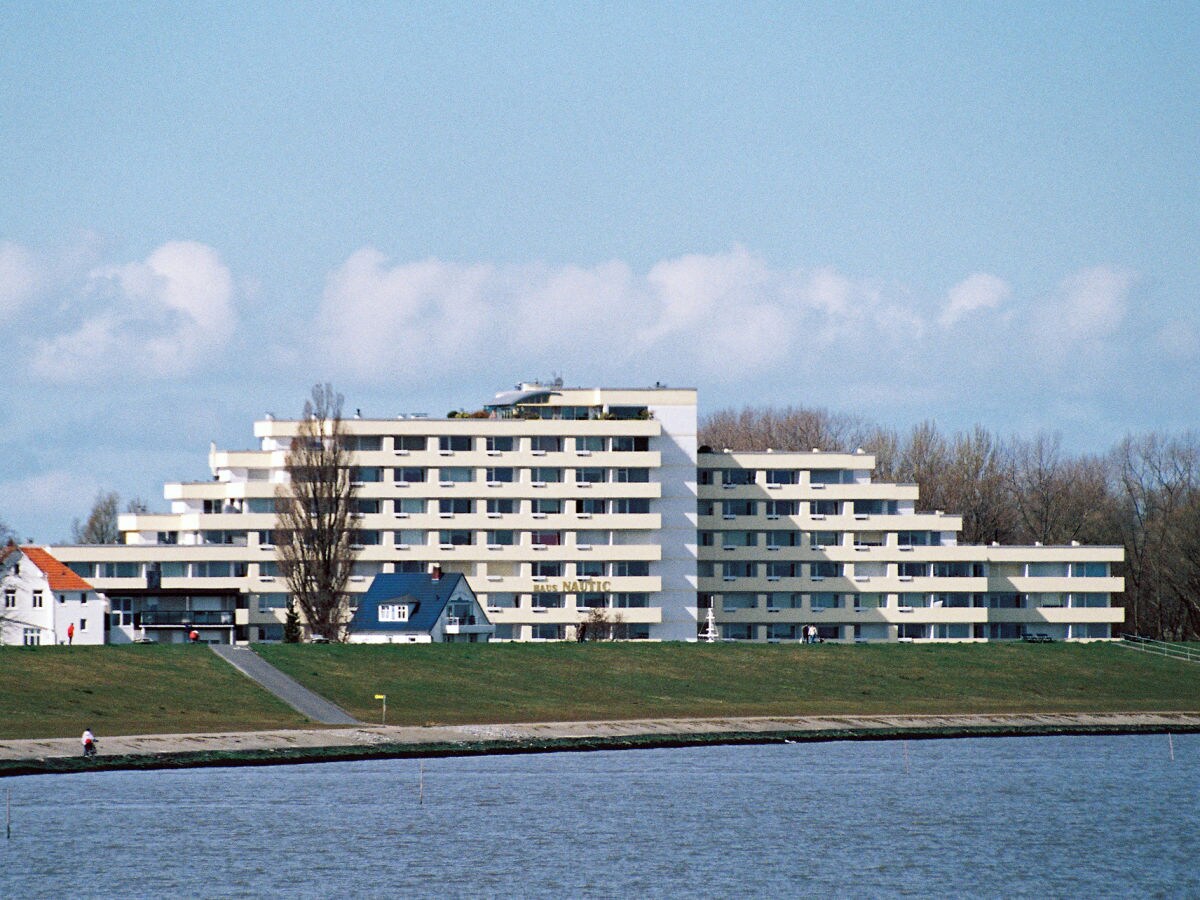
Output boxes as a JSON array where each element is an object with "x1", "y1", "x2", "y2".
[{"x1": 374, "y1": 694, "x2": 386, "y2": 700}]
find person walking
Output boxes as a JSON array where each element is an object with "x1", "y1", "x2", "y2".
[
  {"x1": 67, "y1": 622, "x2": 74, "y2": 645},
  {"x1": 81, "y1": 728, "x2": 96, "y2": 758}
]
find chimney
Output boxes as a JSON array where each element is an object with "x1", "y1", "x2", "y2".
[{"x1": 431, "y1": 564, "x2": 442, "y2": 581}]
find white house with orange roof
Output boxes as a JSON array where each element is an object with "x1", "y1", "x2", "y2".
[{"x1": 0, "y1": 544, "x2": 107, "y2": 646}]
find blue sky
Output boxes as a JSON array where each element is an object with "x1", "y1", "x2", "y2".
[{"x1": 2, "y1": 2, "x2": 1197, "y2": 541}]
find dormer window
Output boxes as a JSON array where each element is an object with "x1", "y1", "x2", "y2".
[{"x1": 378, "y1": 603, "x2": 411, "y2": 623}]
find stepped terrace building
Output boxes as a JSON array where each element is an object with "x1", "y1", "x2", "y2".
[{"x1": 49, "y1": 381, "x2": 1124, "y2": 644}]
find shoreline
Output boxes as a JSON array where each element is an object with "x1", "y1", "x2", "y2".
[{"x1": 3, "y1": 711, "x2": 1199, "y2": 777}]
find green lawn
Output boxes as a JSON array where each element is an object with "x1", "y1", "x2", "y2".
[
  {"x1": 0, "y1": 645, "x2": 310, "y2": 739},
  {"x1": 256, "y1": 641, "x2": 1200, "y2": 726}
]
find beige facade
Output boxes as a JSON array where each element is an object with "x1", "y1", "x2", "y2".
[
  {"x1": 48, "y1": 382, "x2": 1124, "y2": 644},
  {"x1": 698, "y1": 450, "x2": 1123, "y2": 641}
]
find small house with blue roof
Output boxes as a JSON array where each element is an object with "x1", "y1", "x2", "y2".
[{"x1": 347, "y1": 568, "x2": 494, "y2": 643}]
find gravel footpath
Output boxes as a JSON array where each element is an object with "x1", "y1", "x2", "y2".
[{"x1": 4, "y1": 711, "x2": 1200, "y2": 764}]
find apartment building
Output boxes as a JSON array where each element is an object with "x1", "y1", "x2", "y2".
[
  {"x1": 48, "y1": 380, "x2": 1123, "y2": 644},
  {"x1": 51, "y1": 383, "x2": 700, "y2": 643},
  {"x1": 697, "y1": 451, "x2": 1124, "y2": 641}
]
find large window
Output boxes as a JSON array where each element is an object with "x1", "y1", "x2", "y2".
[
  {"x1": 576, "y1": 560, "x2": 606, "y2": 577},
  {"x1": 439, "y1": 435, "x2": 472, "y2": 452},
  {"x1": 532, "y1": 498, "x2": 563, "y2": 515},
  {"x1": 611, "y1": 498, "x2": 650, "y2": 514},
  {"x1": 378, "y1": 603, "x2": 410, "y2": 622},
  {"x1": 611, "y1": 561, "x2": 650, "y2": 577},
  {"x1": 532, "y1": 593, "x2": 564, "y2": 608},
  {"x1": 722, "y1": 592, "x2": 757, "y2": 612},
  {"x1": 766, "y1": 561, "x2": 798, "y2": 579},
  {"x1": 765, "y1": 500, "x2": 799, "y2": 518},
  {"x1": 439, "y1": 530, "x2": 474, "y2": 546},
  {"x1": 439, "y1": 466, "x2": 474, "y2": 483},
  {"x1": 767, "y1": 592, "x2": 803, "y2": 609},
  {"x1": 532, "y1": 561, "x2": 563, "y2": 578},
  {"x1": 395, "y1": 498, "x2": 425, "y2": 515},
  {"x1": 611, "y1": 436, "x2": 648, "y2": 452},
  {"x1": 350, "y1": 466, "x2": 382, "y2": 483},
  {"x1": 810, "y1": 561, "x2": 842, "y2": 578},
  {"x1": 765, "y1": 530, "x2": 800, "y2": 548},
  {"x1": 486, "y1": 467, "x2": 515, "y2": 483},
  {"x1": 576, "y1": 436, "x2": 606, "y2": 453},
  {"x1": 394, "y1": 435, "x2": 427, "y2": 452},
  {"x1": 531, "y1": 624, "x2": 564, "y2": 640},
  {"x1": 765, "y1": 469, "x2": 800, "y2": 485},
  {"x1": 722, "y1": 530, "x2": 756, "y2": 548},
  {"x1": 811, "y1": 500, "x2": 840, "y2": 516},
  {"x1": 395, "y1": 466, "x2": 427, "y2": 484},
  {"x1": 486, "y1": 530, "x2": 515, "y2": 546},
  {"x1": 578, "y1": 498, "x2": 608, "y2": 515},
  {"x1": 486, "y1": 498, "x2": 516, "y2": 515},
  {"x1": 530, "y1": 467, "x2": 563, "y2": 484},
  {"x1": 576, "y1": 467, "x2": 606, "y2": 484},
  {"x1": 486, "y1": 436, "x2": 514, "y2": 452},
  {"x1": 721, "y1": 468, "x2": 755, "y2": 486},
  {"x1": 810, "y1": 592, "x2": 844, "y2": 610},
  {"x1": 613, "y1": 467, "x2": 650, "y2": 483},
  {"x1": 722, "y1": 500, "x2": 757, "y2": 517},
  {"x1": 439, "y1": 498, "x2": 473, "y2": 515},
  {"x1": 809, "y1": 469, "x2": 853, "y2": 485},
  {"x1": 531, "y1": 436, "x2": 563, "y2": 453},
  {"x1": 1070, "y1": 562, "x2": 1108, "y2": 577},
  {"x1": 531, "y1": 530, "x2": 562, "y2": 547},
  {"x1": 853, "y1": 499, "x2": 897, "y2": 515}
]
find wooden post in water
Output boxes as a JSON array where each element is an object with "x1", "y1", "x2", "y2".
[
  {"x1": 1168, "y1": 732, "x2": 1175, "y2": 762},
  {"x1": 903, "y1": 740, "x2": 910, "y2": 776},
  {"x1": 6, "y1": 786, "x2": 10, "y2": 840},
  {"x1": 419, "y1": 759, "x2": 425, "y2": 806}
]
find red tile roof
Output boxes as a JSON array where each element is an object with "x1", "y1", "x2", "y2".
[{"x1": 19, "y1": 547, "x2": 95, "y2": 592}]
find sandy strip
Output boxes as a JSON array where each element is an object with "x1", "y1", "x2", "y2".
[{"x1": 3, "y1": 711, "x2": 1200, "y2": 764}]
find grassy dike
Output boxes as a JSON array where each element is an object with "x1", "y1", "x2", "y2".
[
  {"x1": 256, "y1": 641, "x2": 1200, "y2": 724},
  {"x1": 0, "y1": 645, "x2": 311, "y2": 740},
  {"x1": 4, "y1": 642, "x2": 1199, "y2": 744}
]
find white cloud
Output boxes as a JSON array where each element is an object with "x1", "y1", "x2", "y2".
[
  {"x1": 0, "y1": 241, "x2": 39, "y2": 315},
  {"x1": 1055, "y1": 266, "x2": 1134, "y2": 338},
  {"x1": 314, "y1": 246, "x2": 918, "y2": 382},
  {"x1": 31, "y1": 241, "x2": 235, "y2": 381},
  {"x1": 939, "y1": 273, "x2": 1011, "y2": 328}
]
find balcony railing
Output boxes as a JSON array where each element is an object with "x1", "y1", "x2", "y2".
[{"x1": 139, "y1": 610, "x2": 234, "y2": 627}]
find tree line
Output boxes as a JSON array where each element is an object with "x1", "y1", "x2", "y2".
[{"x1": 701, "y1": 406, "x2": 1200, "y2": 640}]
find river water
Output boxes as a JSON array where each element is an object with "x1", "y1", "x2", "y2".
[{"x1": 1, "y1": 734, "x2": 1197, "y2": 898}]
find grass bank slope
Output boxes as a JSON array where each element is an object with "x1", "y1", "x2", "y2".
[
  {"x1": 0, "y1": 645, "x2": 310, "y2": 739},
  {"x1": 256, "y1": 642, "x2": 1200, "y2": 726}
]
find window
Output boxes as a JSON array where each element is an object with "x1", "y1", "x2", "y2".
[
  {"x1": 578, "y1": 592, "x2": 607, "y2": 608},
  {"x1": 531, "y1": 623, "x2": 564, "y2": 640},
  {"x1": 611, "y1": 498, "x2": 650, "y2": 514},
  {"x1": 576, "y1": 467, "x2": 606, "y2": 484},
  {"x1": 899, "y1": 592, "x2": 931, "y2": 607},
  {"x1": 486, "y1": 529, "x2": 515, "y2": 546},
  {"x1": 346, "y1": 435, "x2": 382, "y2": 451},
  {"x1": 530, "y1": 467, "x2": 563, "y2": 484},
  {"x1": 439, "y1": 466, "x2": 474, "y2": 483},
  {"x1": 532, "y1": 593, "x2": 564, "y2": 609},
  {"x1": 246, "y1": 499, "x2": 278, "y2": 515},
  {"x1": 487, "y1": 593, "x2": 518, "y2": 609},
  {"x1": 809, "y1": 469, "x2": 853, "y2": 485},
  {"x1": 611, "y1": 561, "x2": 650, "y2": 577},
  {"x1": 531, "y1": 436, "x2": 563, "y2": 453},
  {"x1": 101, "y1": 562, "x2": 142, "y2": 578},
  {"x1": 351, "y1": 498, "x2": 382, "y2": 515},
  {"x1": 766, "y1": 561, "x2": 798, "y2": 579},
  {"x1": 765, "y1": 469, "x2": 800, "y2": 485},
  {"x1": 486, "y1": 435, "x2": 514, "y2": 452},
  {"x1": 897, "y1": 531, "x2": 934, "y2": 547},
  {"x1": 532, "y1": 561, "x2": 563, "y2": 578},
  {"x1": 576, "y1": 436, "x2": 606, "y2": 452},
  {"x1": 767, "y1": 623, "x2": 800, "y2": 640},
  {"x1": 722, "y1": 500, "x2": 756, "y2": 517},
  {"x1": 1027, "y1": 562, "x2": 1069, "y2": 577},
  {"x1": 853, "y1": 499, "x2": 897, "y2": 515},
  {"x1": 854, "y1": 593, "x2": 884, "y2": 609},
  {"x1": 23, "y1": 628, "x2": 40, "y2": 646},
  {"x1": 350, "y1": 466, "x2": 382, "y2": 483},
  {"x1": 439, "y1": 530, "x2": 474, "y2": 546},
  {"x1": 810, "y1": 561, "x2": 842, "y2": 578},
  {"x1": 439, "y1": 498, "x2": 473, "y2": 515},
  {"x1": 721, "y1": 624, "x2": 754, "y2": 640},
  {"x1": 611, "y1": 436, "x2": 648, "y2": 452},
  {"x1": 395, "y1": 466, "x2": 427, "y2": 484},
  {"x1": 810, "y1": 592, "x2": 844, "y2": 610},
  {"x1": 192, "y1": 561, "x2": 247, "y2": 578},
  {"x1": 722, "y1": 592, "x2": 757, "y2": 611},
  {"x1": 767, "y1": 592, "x2": 803, "y2": 609},
  {"x1": 577, "y1": 529, "x2": 610, "y2": 545},
  {"x1": 898, "y1": 562, "x2": 928, "y2": 578},
  {"x1": 722, "y1": 561, "x2": 756, "y2": 579},
  {"x1": 486, "y1": 498, "x2": 515, "y2": 515},
  {"x1": 809, "y1": 531, "x2": 839, "y2": 548},
  {"x1": 439, "y1": 435, "x2": 472, "y2": 452},
  {"x1": 576, "y1": 560, "x2": 606, "y2": 577},
  {"x1": 765, "y1": 500, "x2": 799, "y2": 518},
  {"x1": 79, "y1": 619, "x2": 86, "y2": 631},
  {"x1": 699, "y1": 469, "x2": 716, "y2": 485},
  {"x1": 531, "y1": 530, "x2": 562, "y2": 547},
  {"x1": 932, "y1": 562, "x2": 976, "y2": 578},
  {"x1": 577, "y1": 498, "x2": 607, "y2": 515},
  {"x1": 485, "y1": 467, "x2": 515, "y2": 483},
  {"x1": 1071, "y1": 562, "x2": 1108, "y2": 578},
  {"x1": 765, "y1": 531, "x2": 799, "y2": 548},
  {"x1": 394, "y1": 435, "x2": 427, "y2": 452},
  {"x1": 395, "y1": 498, "x2": 425, "y2": 516},
  {"x1": 722, "y1": 530, "x2": 756, "y2": 548},
  {"x1": 698, "y1": 501, "x2": 715, "y2": 516},
  {"x1": 378, "y1": 603, "x2": 410, "y2": 622},
  {"x1": 202, "y1": 530, "x2": 247, "y2": 546},
  {"x1": 349, "y1": 529, "x2": 382, "y2": 546},
  {"x1": 613, "y1": 467, "x2": 650, "y2": 483},
  {"x1": 811, "y1": 500, "x2": 839, "y2": 516},
  {"x1": 3, "y1": 589, "x2": 14, "y2": 608},
  {"x1": 31, "y1": 590, "x2": 43, "y2": 608},
  {"x1": 721, "y1": 468, "x2": 755, "y2": 486}
]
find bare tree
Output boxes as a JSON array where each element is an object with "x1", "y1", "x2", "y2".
[
  {"x1": 275, "y1": 383, "x2": 360, "y2": 642},
  {"x1": 72, "y1": 490, "x2": 121, "y2": 544}
]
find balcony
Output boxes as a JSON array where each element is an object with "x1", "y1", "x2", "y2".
[
  {"x1": 139, "y1": 610, "x2": 235, "y2": 627},
  {"x1": 443, "y1": 616, "x2": 495, "y2": 635}
]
